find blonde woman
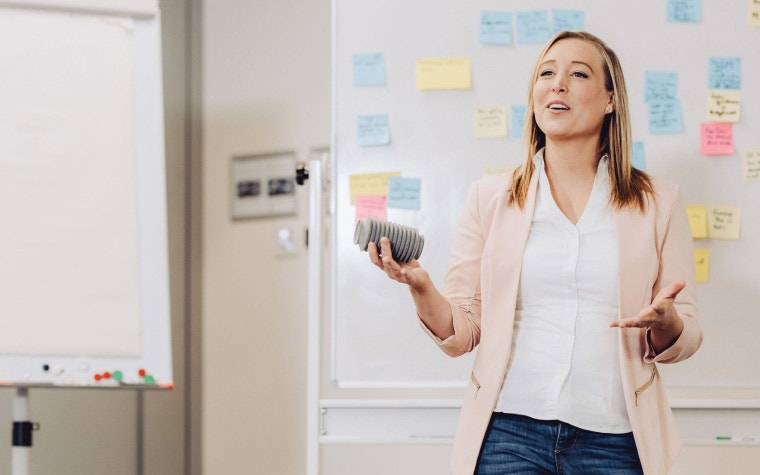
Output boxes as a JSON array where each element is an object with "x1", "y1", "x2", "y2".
[{"x1": 369, "y1": 31, "x2": 702, "y2": 474}]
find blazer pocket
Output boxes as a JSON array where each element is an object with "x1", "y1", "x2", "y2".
[
  {"x1": 470, "y1": 371, "x2": 481, "y2": 400},
  {"x1": 634, "y1": 365, "x2": 658, "y2": 407}
]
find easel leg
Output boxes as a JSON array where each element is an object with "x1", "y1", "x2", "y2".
[{"x1": 12, "y1": 387, "x2": 31, "y2": 475}]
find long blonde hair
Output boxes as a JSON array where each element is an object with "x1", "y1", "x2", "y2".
[{"x1": 508, "y1": 31, "x2": 653, "y2": 212}]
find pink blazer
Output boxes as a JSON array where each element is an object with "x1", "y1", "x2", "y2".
[{"x1": 421, "y1": 170, "x2": 703, "y2": 475}]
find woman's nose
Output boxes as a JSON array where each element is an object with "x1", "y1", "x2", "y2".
[{"x1": 551, "y1": 75, "x2": 567, "y2": 93}]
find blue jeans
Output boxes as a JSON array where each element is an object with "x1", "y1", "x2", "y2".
[{"x1": 475, "y1": 412, "x2": 644, "y2": 475}]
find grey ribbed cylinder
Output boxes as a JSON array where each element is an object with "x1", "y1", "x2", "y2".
[{"x1": 353, "y1": 217, "x2": 424, "y2": 263}]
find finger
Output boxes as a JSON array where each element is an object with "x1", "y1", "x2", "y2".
[
  {"x1": 367, "y1": 242, "x2": 383, "y2": 268},
  {"x1": 661, "y1": 280, "x2": 686, "y2": 300},
  {"x1": 650, "y1": 280, "x2": 686, "y2": 314},
  {"x1": 379, "y1": 237, "x2": 395, "y2": 264}
]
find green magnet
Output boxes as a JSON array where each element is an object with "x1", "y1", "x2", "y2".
[
  {"x1": 112, "y1": 370, "x2": 123, "y2": 382},
  {"x1": 143, "y1": 374, "x2": 156, "y2": 384}
]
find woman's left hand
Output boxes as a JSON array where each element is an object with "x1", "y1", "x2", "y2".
[{"x1": 610, "y1": 281, "x2": 686, "y2": 352}]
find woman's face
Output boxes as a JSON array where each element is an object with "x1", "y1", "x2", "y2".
[{"x1": 532, "y1": 38, "x2": 614, "y2": 145}]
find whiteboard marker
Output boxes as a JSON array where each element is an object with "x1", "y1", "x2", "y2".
[{"x1": 716, "y1": 436, "x2": 760, "y2": 442}]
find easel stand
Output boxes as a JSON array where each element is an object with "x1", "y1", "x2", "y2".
[{"x1": 12, "y1": 387, "x2": 38, "y2": 475}]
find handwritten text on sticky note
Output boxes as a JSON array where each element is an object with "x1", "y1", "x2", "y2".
[
  {"x1": 685, "y1": 205, "x2": 708, "y2": 239},
  {"x1": 701, "y1": 123, "x2": 734, "y2": 155},
  {"x1": 349, "y1": 171, "x2": 401, "y2": 204},
  {"x1": 355, "y1": 194, "x2": 387, "y2": 222},
  {"x1": 552, "y1": 10, "x2": 584, "y2": 33},
  {"x1": 387, "y1": 177, "x2": 421, "y2": 210},
  {"x1": 706, "y1": 205, "x2": 741, "y2": 240},
  {"x1": 353, "y1": 53, "x2": 386, "y2": 87},
  {"x1": 706, "y1": 90, "x2": 741, "y2": 122},
  {"x1": 516, "y1": 10, "x2": 551, "y2": 45},
  {"x1": 357, "y1": 114, "x2": 391, "y2": 147},
  {"x1": 742, "y1": 148, "x2": 760, "y2": 182},
  {"x1": 644, "y1": 71, "x2": 678, "y2": 103},
  {"x1": 709, "y1": 57, "x2": 741, "y2": 90},
  {"x1": 751, "y1": 0, "x2": 760, "y2": 27},
  {"x1": 479, "y1": 11, "x2": 513, "y2": 45},
  {"x1": 694, "y1": 249, "x2": 710, "y2": 283},
  {"x1": 474, "y1": 106, "x2": 508, "y2": 139},
  {"x1": 416, "y1": 57, "x2": 471, "y2": 90},
  {"x1": 667, "y1": 0, "x2": 701, "y2": 22},
  {"x1": 648, "y1": 99, "x2": 683, "y2": 133}
]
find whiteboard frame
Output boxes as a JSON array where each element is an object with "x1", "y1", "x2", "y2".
[{"x1": 0, "y1": 4, "x2": 172, "y2": 389}]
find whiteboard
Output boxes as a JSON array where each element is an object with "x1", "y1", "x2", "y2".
[
  {"x1": 0, "y1": 4, "x2": 172, "y2": 388},
  {"x1": 332, "y1": 0, "x2": 760, "y2": 388}
]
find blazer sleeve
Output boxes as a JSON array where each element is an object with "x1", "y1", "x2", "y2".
[
  {"x1": 644, "y1": 183, "x2": 703, "y2": 364},
  {"x1": 418, "y1": 180, "x2": 487, "y2": 357}
]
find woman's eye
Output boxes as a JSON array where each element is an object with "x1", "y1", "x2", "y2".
[
  {"x1": 572, "y1": 71, "x2": 589, "y2": 78},
  {"x1": 539, "y1": 70, "x2": 554, "y2": 77}
]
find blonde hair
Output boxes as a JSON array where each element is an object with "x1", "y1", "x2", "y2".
[{"x1": 509, "y1": 31, "x2": 653, "y2": 212}]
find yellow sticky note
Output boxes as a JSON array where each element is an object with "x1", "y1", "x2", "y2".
[
  {"x1": 742, "y1": 147, "x2": 760, "y2": 182},
  {"x1": 349, "y1": 171, "x2": 401, "y2": 204},
  {"x1": 685, "y1": 205, "x2": 708, "y2": 239},
  {"x1": 706, "y1": 205, "x2": 741, "y2": 240},
  {"x1": 706, "y1": 90, "x2": 741, "y2": 123},
  {"x1": 751, "y1": 0, "x2": 760, "y2": 28},
  {"x1": 694, "y1": 248, "x2": 710, "y2": 283},
  {"x1": 474, "y1": 106, "x2": 508, "y2": 138},
  {"x1": 416, "y1": 57, "x2": 471, "y2": 90}
]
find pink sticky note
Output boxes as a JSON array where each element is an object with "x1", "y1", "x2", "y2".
[
  {"x1": 700, "y1": 122, "x2": 734, "y2": 155},
  {"x1": 355, "y1": 194, "x2": 387, "y2": 223}
]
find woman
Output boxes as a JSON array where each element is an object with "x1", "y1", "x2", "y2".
[{"x1": 368, "y1": 31, "x2": 702, "y2": 474}]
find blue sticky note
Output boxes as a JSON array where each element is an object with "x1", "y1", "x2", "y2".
[
  {"x1": 552, "y1": 10, "x2": 584, "y2": 33},
  {"x1": 511, "y1": 105, "x2": 526, "y2": 139},
  {"x1": 479, "y1": 11, "x2": 513, "y2": 45},
  {"x1": 648, "y1": 99, "x2": 683, "y2": 134},
  {"x1": 357, "y1": 114, "x2": 391, "y2": 147},
  {"x1": 517, "y1": 11, "x2": 551, "y2": 45},
  {"x1": 644, "y1": 71, "x2": 678, "y2": 103},
  {"x1": 387, "y1": 176, "x2": 421, "y2": 210},
  {"x1": 353, "y1": 53, "x2": 386, "y2": 87},
  {"x1": 708, "y1": 57, "x2": 741, "y2": 90},
  {"x1": 667, "y1": 0, "x2": 701, "y2": 23},
  {"x1": 632, "y1": 142, "x2": 647, "y2": 171}
]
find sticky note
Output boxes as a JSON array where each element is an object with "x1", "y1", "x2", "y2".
[
  {"x1": 685, "y1": 205, "x2": 708, "y2": 239},
  {"x1": 353, "y1": 53, "x2": 386, "y2": 87},
  {"x1": 706, "y1": 90, "x2": 741, "y2": 123},
  {"x1": 357, "y1": 114, "x2": 391, "y2": 147},
  {"x1": 416, "y1": 57, "x2": 471, "y2": 90},
  {"x1": 742, "y1": 148, "x2": 760, "y2": 182},
  {"x1": 751, "y1": 0, "x2": 760, "y2": 27},
  {"x1": 387, "y1": 177, "x2": 421, "y2": 210},
  {"x1": 474, "y1": 106, "x2": 508, "y2": 139},
  {"x1": 355, "y1": 194, "x2": 387, "y2": 222},
  {"x1": 644, "y1": 71, "x2": 678, "y2": 103},
  {"x1": 632, "y1": 141, "x2": 647, "y2": 171},
  {"x1": 516, "y1": 11, "x2": 551, "y2": 45},
  {"x1": 706, "y1": 205, "x2": 741, "y2": 240},
  {"x1": 511, "y1": 105, "x2": 527, "y2": 139},
  {"x1": 708, "y1": 57, "x2": 741, "y2": 90},
  {"x1": 349, "y1": 171, "x2": 401, "y2": 204},
  {"x1": 694, "y1": 249, "x2": 710, "y2": 283},
  {"x1": 648, "y1": 99, "x2": 683, "y2": 133},
  {"x1": 667, "y1": 0, "x2": 701, "y2": 22},
  {"x1": 479, "y1": 11, "x2": 513, "y2": 45},
  {"x1": 552, "y1": 9, "x2": 584, "y2": 33},
  {"x1": 700, "y1": 123, "x2": 734, "y2": 155}
]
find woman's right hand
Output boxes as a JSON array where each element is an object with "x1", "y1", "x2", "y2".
[{"x1": 368, "y1": 236, "x2": 429, "y2": 290}]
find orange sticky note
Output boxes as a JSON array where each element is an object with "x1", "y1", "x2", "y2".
[{"x1": 700, "y1": 123, "x2": 734, "y2": 155}]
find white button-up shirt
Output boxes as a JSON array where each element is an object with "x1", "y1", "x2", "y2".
[{"x1": 495, "y1": 152, "x2": 631, "y2": 434}]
